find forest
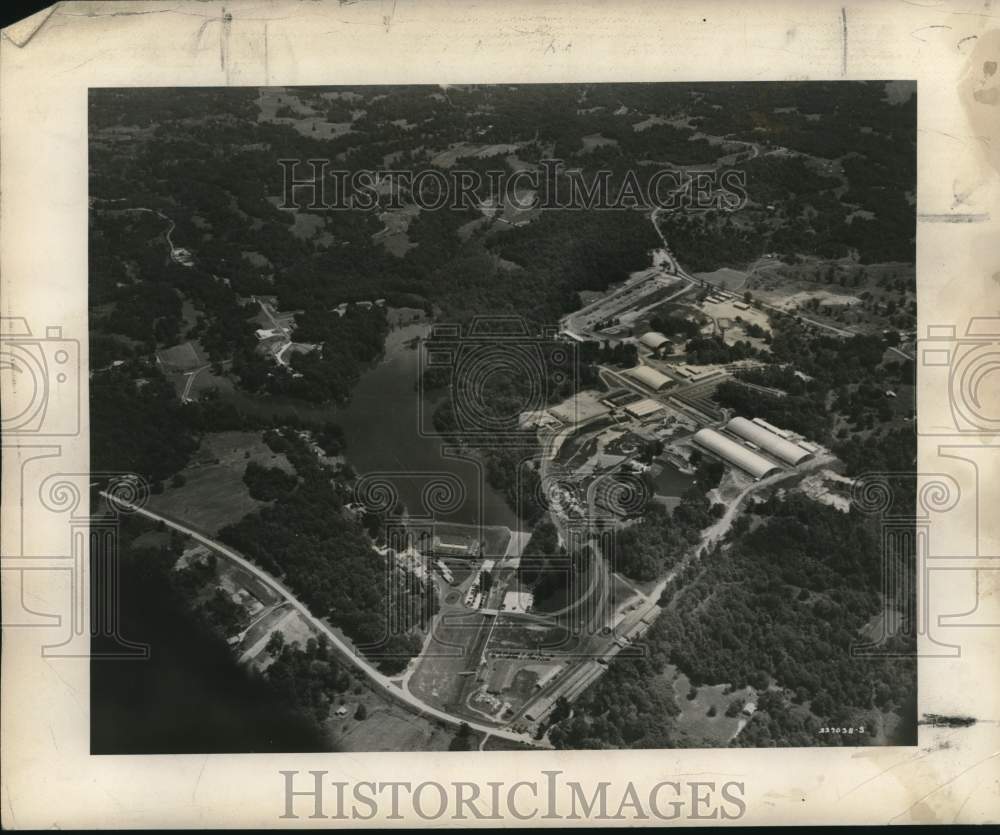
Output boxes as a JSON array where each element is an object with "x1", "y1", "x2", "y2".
[
  {"x1": 715, "y1": 315, "x2": 916, "y2": 482},
  {"x1": 613, "y1": 487, "x2": 718, "y2": 582},
  {"x1": 549, "y1": 494, "x2": 916, "y2": 748},
  {"x1": 219, "y1": 429, "x2": 434, "y2": 674}
]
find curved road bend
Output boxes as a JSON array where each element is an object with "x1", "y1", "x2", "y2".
[{"x1": 101, "y1": 493, "x2": 540, "y2": 747}]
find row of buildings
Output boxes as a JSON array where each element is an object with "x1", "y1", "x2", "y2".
[{"x1": 693, "y1": 416, "x2": 815, "y2": 481}]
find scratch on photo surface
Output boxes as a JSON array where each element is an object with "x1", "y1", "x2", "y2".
[
  {"x1": 838, "y1": 748, "x2": 930, "y2": 801},
  {"x1": 953, "y1": 781, "x2": 982, "y2": 823},
  {"x1": 221, "y1": 8, "x2": 232, "y2": 76},
  {"x1": 888, "y1": 751, "x2": 1000, "y2": 824},
  {"x1": 192, "y1": 756, "x2": 208, "y2": 802},
  {"x1": 919, "y1": 714, "x2": 978, "y2": 728},
  {"x1": 841, "y1": 7, "x2": 848, "y2": 75},
  {"x1": 917, "y1": 127, "x2": 971, "y2": 143},
  {"x1": 911, "y1": 25, "x2": 952, "y2": 43},
  {"x1": 917, "y1": 212, "x2": 991, "y2": 222},
  {"x1": 44, "y1": 659, "x2": 86, "y2": 718},
  {"x1": 2, "y1": 789, "x2": 16, "y2": 830}
]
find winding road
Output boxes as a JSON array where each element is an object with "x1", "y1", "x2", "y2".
[{"x1": 102, "y1": 492, "x2": 541, "y2": 747}]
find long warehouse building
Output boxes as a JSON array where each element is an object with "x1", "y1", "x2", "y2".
[
  {"x1": 692, "y1": 428, "x2": 781, "y2": 480},
  {"x1": 639, "y1": 331, "x2": 671, "y2": 352},
  {"x1": 626, "y1": 365, "x2": 673, "y2": 391},
  {"x1": 725, "y1": 416, "x2": 813, "y2": 466}
]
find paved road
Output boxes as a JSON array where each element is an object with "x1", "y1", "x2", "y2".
[
  {"x1": 103, "y1": 493, "x2": 540, "y2": 746},
  {"x1": 520, "y1": 176, "x2": 900, "y2": 725}
]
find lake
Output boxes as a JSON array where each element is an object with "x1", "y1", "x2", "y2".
[
  {"x1": 330, "y1": 322, "x2": 520, "y2": 529},
  {"x1": 220, "y1": 320, "x2": 521, "y2": 529}
]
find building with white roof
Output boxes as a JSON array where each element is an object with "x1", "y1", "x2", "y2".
[
  {"x1": 625, "y1": 398, "x2": 664, "y2": 419},
  {"x1": 639, "y1": 331, "x2": 671, "y2": 352},
  {"x1": 693, "y1": 428, "x2": 781, "y2": 480},
  {"x1": 626, "y1": 365, "x2": 672, "y2": 391},
  {"x1": 726, "y1": 417, "x2": 813, "y2": 466}
]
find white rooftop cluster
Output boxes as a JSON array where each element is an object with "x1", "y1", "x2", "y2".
[
  {"x1": 693, "y1": 428, "x2": 780, "y2": 480},
  {"x1": 693, "y1": 417, "x2": 815, "y2": 480},
  {"x1": 725, "y1": 417, "x2": 813, "y2": 466}
]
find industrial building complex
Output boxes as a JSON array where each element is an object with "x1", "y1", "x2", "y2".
[
  {"x1": 725, "y1": 417, "x2": 814, "y2": 466},
  {"x1": 693, "y1": 428, "x2": 781, "y2": 480}
]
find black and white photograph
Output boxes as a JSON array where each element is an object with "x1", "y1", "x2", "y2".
[
  {"x1": 6, "y1": 0, "x2": 1000, "y2": 828},
  {"x1": 87, "y1": 81, "x2": 920, "y2": 754}
]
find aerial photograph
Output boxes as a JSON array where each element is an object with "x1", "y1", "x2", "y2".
[{"x1": 88, "y1": 81, "x2": 918, "y2": 753}]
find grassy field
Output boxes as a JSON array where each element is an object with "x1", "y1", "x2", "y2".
[
  {"x1": 156, "y1": 339, "x2": 206, "y2": 373},
  {"x1": 610, "y1": 573, "x2": 642, "y2": 613},
  {"x1": 408, "y1": 613, "x2": 490, "y2": 713},
  {"x1": 488, "y1": 618, "x2": 578, "y2": 655},
  {"x1": 744, "y1": 259, "x2": 915, "y2": 336},
  {"x1": 332, "y1": 696, "x2": 459, "y2": 752},
  {"x1": 148, "y1": 431, "x2": 296, "y2": 533},
  {"x1": 667, "y1": 665, "x2": 752, "y2": 745}
]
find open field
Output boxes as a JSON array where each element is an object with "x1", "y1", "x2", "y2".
[
  {"x1": 148, "y1": 431, "x2": 295, "y2": 533},
  {"x1": 667, "y1": 666, "x2": 753, "y2": 744},
  {"x1": 373, "y1": 204, "x2": 419, "y2": 256},
  {"x1": 156, "y1": 339, "x2": 206, "y2": 374},
  {"x1": 779, "y1": 288, "x2": 862, "y2": 310},
  {"x1": 743, "y1": 259, "x2": 915, "y2": 336},
  {"x1": 488, "y1": 618, "x2": 579, "y2": 655},
  {"x1": 330, "y1": 691, "x2": 461, "y2": 752},
  {"x1": 239, "y1": 606, "x2": 303, "y2": 668},
  {"x1": 693, "y1": 267, "x2": 750, "y2": 291},
  {"x1": 256, "y1": 86, "x2": 355, "y2": 140},
  {"x1": 407, "y1": 613, "x2": 491, "y2": 713}
]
